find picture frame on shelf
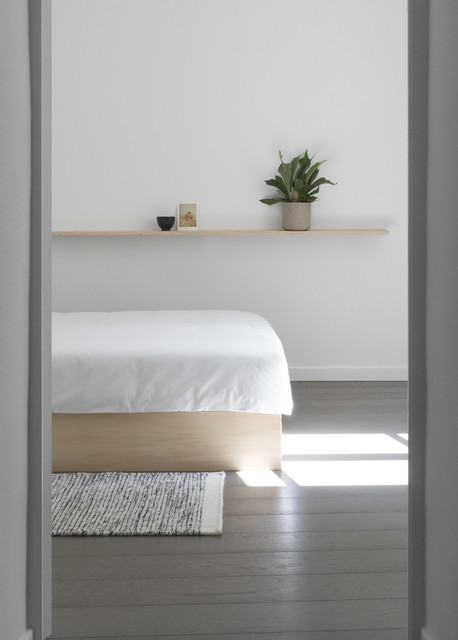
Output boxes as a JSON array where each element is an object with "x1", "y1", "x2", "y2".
[{"x1": 178, "y1": 203, "x2": 198, "y2": 230}]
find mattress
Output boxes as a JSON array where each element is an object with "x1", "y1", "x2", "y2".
[{"x1": 52, "y1": 310, "x2": 293, "y2": 415}]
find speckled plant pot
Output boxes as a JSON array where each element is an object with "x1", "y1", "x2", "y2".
[{"x1": 282, "y1": 202, "x2": 311, "y2": 231}]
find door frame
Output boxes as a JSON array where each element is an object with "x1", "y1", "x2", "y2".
[
  {"x1": 31, "y1": 2, "x2": 427, "y2": 639},
  {"x1": 28, "y1": 0, "x2": 52, "y2": 637}
]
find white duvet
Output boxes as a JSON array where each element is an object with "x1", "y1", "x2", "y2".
[{"x1": 52, "y1": 310, "x2": 293, "y2": 415}]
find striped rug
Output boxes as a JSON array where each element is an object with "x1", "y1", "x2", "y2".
[{"x1": 52, "y1": 471, "x2": 225, "y2": 536}]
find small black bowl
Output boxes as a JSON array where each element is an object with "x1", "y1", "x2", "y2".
[{"x1": 157, "y1": 216, "x2": 175, "y2": 231}]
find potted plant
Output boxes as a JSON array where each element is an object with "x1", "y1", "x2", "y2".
[{"x1": 260, "y1": 149, "x2": 336, "y2": 230}]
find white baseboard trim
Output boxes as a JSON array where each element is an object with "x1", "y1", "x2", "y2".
[
  {"x1": 289, "y1": 366, "x2": 408, "y2": 381},
  {"x1": 421, "y1": 629, "x2": 433, "y2": 640},
  {"x1": 19, "y1": 631, "x2": 33, "y2": 640}
]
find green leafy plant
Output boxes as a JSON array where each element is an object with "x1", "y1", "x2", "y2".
[{"x1": 260, "y1": 149, "x2": 336, "y2": 204}]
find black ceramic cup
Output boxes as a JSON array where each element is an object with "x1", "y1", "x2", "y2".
[{"x1": 157, "y1": 216, "x2": 175, "y2": 231}]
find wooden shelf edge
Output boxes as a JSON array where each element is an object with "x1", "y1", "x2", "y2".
[{"x1": 52, "y1": 229, "x2": 390, "y2": 237}]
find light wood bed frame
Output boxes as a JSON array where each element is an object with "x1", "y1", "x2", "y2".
[{"x1": 52, "y1": 411, "x2": 282, "y2": 472}]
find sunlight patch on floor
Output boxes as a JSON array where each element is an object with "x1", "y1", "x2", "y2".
[
  {"x1": 279, "y1": 433, "x2": 408, "y2": 486},
  {"x1": 236, "y1": 434, "x2": 409, "y2": 487},
  {"x1": 282, "y1": 433, "x2": 408, "y2": 455},
  {"x1": 236, "y1": 469, "x2": 286, "y2": 486},
  {"x1": 282, "y1": 459, "x2": 408, "y2": 486}
]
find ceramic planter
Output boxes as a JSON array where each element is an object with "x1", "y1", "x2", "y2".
[{"x1": 282, "y1": 202, "x2": 311, "y2": 231}]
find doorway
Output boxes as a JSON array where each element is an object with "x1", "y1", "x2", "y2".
[{"x1": 45, "y1": 0, "x2": 409, "y2": 637}]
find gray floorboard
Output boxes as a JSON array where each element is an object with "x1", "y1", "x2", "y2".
[
  {"x1": 53, "y1": 548, "x2": 408, "y2": 581},
  {"x1": 52, "y1": 599, "x2": 407, "y2": 637},
  {"x1": 53, "y1": 571, "x2": 407, "y2": 607},
  {"x1": 222, "y1": 511, "x2": 407, "y2": 533},
  {"x1": 52, "y1": 528, "x2": 408, "y2": 557}
]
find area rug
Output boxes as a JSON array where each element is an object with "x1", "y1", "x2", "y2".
[{"x1": 52, "y1": 471, "x2": 225, "y2": 536}]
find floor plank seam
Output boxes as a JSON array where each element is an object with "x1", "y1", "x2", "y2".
[
  {"x1": 50, "y1": 631, "x2": 409, "y2": 638},
  {"x1": 53, "y1": 543, "x2": 408, "y2": 560},
  {"x1": 53, "y1": 543, "x2": 408, "y2": 559},
  {"x1": 54, "y1": 573, "x2": 408, "y2": 584},
  {"x1": 53, "y1": 573, "x2": 408, "y2": 590},
  {"x1": 53, "y1": 598, "x2": 409, "y2": 610}
]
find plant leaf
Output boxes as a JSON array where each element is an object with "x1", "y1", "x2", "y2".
[
  {"x1": 304, "y1": 161, "x2": 325, "y2": 185},
  {"x1": 290, "y1": 155, "x2": 301, "y2": 183},
  {"x1": 277, "y1": 154, "x2": 293, "y2": 193},
  {"x1": 298, "y1": 149, "x2": 311, "y2": 167},
  {"x1": 259, "y1": 197, "x2": 284, "y2": 205},
  {"x1": 265, "y1": 177, "x2": 289, "y2": 199},
  {"x1": 304, "y1": 169, "x2": 319, "y2": 189},
  {"x1": 297, "y1": 150, "x2": 313, "y2": 180},
  {"x1": 309, "y1": 177, "x2": 337, "y2": 190}
]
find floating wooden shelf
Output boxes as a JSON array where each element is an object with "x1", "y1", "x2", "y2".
[{"x1": 52, "y1": 229, "x2": 389, "y2": 237}]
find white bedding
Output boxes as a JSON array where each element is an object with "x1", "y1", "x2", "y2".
[{"x1": 52, "y1": 310, "x2": 293, "y2": 415}]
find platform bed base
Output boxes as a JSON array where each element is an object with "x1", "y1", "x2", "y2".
[{"x1": 52, "y1": 411, "x2": 282, "y2": 472}]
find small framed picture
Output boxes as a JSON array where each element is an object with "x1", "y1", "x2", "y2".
[{"x1": 178, "y1": 203, "x2": 198, "y2": 230}]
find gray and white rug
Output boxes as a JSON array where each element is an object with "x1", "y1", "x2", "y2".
[{"x1": 52, "y1": 471, "x2": 225, "y2": 536}]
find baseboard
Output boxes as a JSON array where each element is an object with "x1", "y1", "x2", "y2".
[
  {"x1": 19, "y1": 631, "x2": 33, "y2": 640},
  {"x1": 421, "y1": 629, "x2": 433, "y2": 640},
  {"x1": 289, "y1": 366, "x2": 408, "y2": 381}
]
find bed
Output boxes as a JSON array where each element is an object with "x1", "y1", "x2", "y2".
[{"x1": 52, "y1": 310, "x2": 293, "y2": 472}]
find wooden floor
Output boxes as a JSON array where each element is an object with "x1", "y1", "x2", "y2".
[{"x1": 51, "y1": 381, "x2": 409, "y2": 640}]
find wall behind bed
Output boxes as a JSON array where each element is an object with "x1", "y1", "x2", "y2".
[{"x1": 51, "y1": 0, "x2": 408, "y2": 381}]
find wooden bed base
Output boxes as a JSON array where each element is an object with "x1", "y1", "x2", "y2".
[{"x1": 52, "y1": 411, "x2": 282, "y2": 472}]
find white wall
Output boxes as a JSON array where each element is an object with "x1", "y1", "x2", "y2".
[
  {"x1": 52, "y1": 0, "x2": 408, "y2": 380},
  {"x1": 0, "y1": 0, "x2": 31, "y2": 638}
]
